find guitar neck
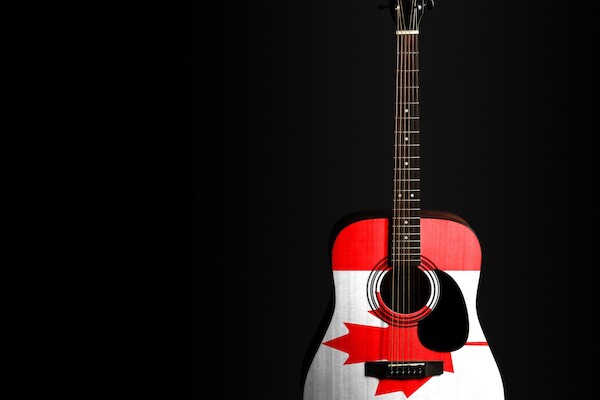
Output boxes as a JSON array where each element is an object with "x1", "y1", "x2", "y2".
[{"x1": 391, "y1": 31, "x2": 420, "y2": 269}]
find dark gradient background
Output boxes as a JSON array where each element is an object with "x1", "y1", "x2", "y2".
[{"x1": 5, "y1": 1, "x2": 597, "y2": 399}]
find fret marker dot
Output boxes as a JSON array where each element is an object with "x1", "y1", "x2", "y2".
[
  {"x1": 404, "y1": 220, "x2": 408, "y2": 224},
  {"x1": 404, "y1": 162, "x2": 408, "y2": 166},
  {"x1": 398, "y1": 194, "x2": 402, "y2": 198},
  {"x1": 404, "y1": 236, "x2": 408, "y2": 240},
  {"x1": 404, "y1": 109, "x2": 409, "y2": 113},
  {"x1": 405, "y1": 137, "x2": 409, "y2": 141},
  {"x1": 410, "y1": 194, "x2": 414, "y2": 198}
]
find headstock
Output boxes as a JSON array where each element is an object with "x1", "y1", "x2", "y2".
[{"x1": 381, "y1": 0, "x2": 434, "y2": 31}]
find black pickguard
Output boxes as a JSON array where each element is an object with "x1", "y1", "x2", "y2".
[{"x1": 418, "y1": 269, "x2": 469, "y2": 352}]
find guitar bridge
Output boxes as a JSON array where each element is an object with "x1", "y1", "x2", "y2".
[{"x1": 365, "y1": 361, "x2": 443, "y2": 379}]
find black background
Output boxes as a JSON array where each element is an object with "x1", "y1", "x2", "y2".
[{"x1": 5, "y1": 1, "x2": 597, "y2": 399}]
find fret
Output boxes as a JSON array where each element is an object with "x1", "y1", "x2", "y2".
[
  {"x1": 396, "y1": 163, "x2": 420, "y2": 168},
  {"x1": 392, "y1": 207, "x2": 420, "y2": 211},
  {"x1": 396, "y1": 132, "x2": 419, "y2": 136},
  {"x1": 394, "y1": 169, "x2": 420, "y2": 174},
  {"x1": 396, "y1": 86, "x2": 419, "y2": 89},
  {"x1": 396, "y1": 128, "x2": 420, "y2": 133},
  {"x1": 395, "y1": 166, "x2": 419, "y2": 172},
  {"x1": 394, "y1": 199, "x2": 420, "y2": 205},
  {"x1": 394, "y1": 178, "x2": 419, "y2": 182}
]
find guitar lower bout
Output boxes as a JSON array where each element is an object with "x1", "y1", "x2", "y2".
[{"x1": 301, "y1": 209, "x2": 504, "y2": 400}]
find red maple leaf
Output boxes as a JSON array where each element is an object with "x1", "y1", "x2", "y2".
[{"x1": 323, "y1": 322, "x2": 453, "y2": 397}]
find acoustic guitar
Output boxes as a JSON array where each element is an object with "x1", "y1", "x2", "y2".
[{"x1": 301, "y1": 1, "x2": 505, "y2": 399}]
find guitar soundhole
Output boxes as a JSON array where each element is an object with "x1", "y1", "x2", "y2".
[
  {"x1": 367, "y1": 256, "x2": 441, "y2": 326},
  {"x1": 379, "y1": 268, "x2": 431, "y2": 314}
]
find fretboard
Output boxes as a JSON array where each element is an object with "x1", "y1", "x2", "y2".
[{"x1": 391, "y1": 32, "x2": 420, "y2": 268}]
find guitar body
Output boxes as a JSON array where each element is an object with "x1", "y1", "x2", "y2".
[{"x1": 302, "y1": 210, "x2": 504, "y2": 400}]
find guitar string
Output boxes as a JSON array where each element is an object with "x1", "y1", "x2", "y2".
[
  {"x1": 413, "y1": 0, "x2": 421, "y2": 365},
  {"x1": 414, "y1": 22, "x2": 420, "y2": 349},
  {"x1": 410, "y1": 18, "x2": 415, "y2": 364},
  {"x1": 405, "y1": 19, "x2": 412, "y2": 365},
  {"x1": 405, "y1": 24, "x2": 410, "y2": 365},
  {"x1": 404, "y1": 0, "x2": 419, "y2": 366},
  {"x1": 402, "y1": 13, "x2": 408, "y2": 367},
  {"x1": 402, "y1": 1, "x2": 409, "y2": 367},
  {"x1": 397, "y1": 0, "x2": 407, "y2": 369},
  {"x1": 392, "y1": 1, "x2": 401, "y2": 370},
  {"x1": 401, "y1": 25, "x2": 406, "y2": 366},
  {"x1": 403, "y1": 1, "x2": 410, "y2": 368},
  {"x1": 406, "y1": 10, "x2": 418, "y2": 358},
  {"x1": 400, "y1": 0, "x2": 410, "y2": 369}
]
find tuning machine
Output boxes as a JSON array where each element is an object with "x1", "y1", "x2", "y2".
[{"x1": 378, "y1": 1, "x2": 435, "y2": 11}]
